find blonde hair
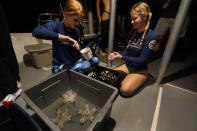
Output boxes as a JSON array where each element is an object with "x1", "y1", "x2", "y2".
[
  {"x1": 128, "y1": 1, "x2": 152, "y2": 49},
  {"x1": 60, "y1": 0, "x2": 85, "y2": 18}
]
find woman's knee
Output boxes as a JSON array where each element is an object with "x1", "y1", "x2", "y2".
[{"x1": 120, "y1": 83, "x2": 137, "y2": 97}]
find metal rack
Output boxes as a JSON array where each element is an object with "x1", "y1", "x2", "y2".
[{"x1": 38, "y1": 13, "x2": 59, "y2": 25}]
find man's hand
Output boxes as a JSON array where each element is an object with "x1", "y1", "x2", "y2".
[
  {"x1": 98, "y1": 17, "x2": 101, "y2": 23},
  {"x1": 162, "y1": 0, "x2": 171, "y2": 8}
]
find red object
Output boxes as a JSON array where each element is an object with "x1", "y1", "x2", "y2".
[{"x1": 2, "y1": 100, "x2": 13, "y2": 109}]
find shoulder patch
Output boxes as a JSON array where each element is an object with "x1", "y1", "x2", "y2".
[{"x1": 148, "y1": 40, "x2": 157, "y2": 50}]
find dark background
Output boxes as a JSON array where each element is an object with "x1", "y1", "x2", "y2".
[
  {"x1": 2, "y1": 0, "x2": 60, "y2": 32},
  {"x1": 1, "y1": 0, "x2": 155, "y2": 33},
  {"x1": 1, "y1": 0, "x2": 197, "y2": 53}
]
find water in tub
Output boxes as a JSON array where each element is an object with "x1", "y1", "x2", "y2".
[{"x1": 42, "y1": 89, "x2": 100, "y2": 131}]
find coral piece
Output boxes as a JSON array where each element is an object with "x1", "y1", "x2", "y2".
[
  {"x1": 51, "y1": 107, "x2": 72, "y2": 129},
  {"x1": 53, "y1": 89, "x2": 77, "y2": 109},
  {"x1": 62, "y1": 89, "x2": 77, "y2": 103},
  {"x1": 51, "y1": 109, "x2": 62, "y2": 123},
  {"x1": 77, "y1": 104, "x2": 97, "y2": 124}
]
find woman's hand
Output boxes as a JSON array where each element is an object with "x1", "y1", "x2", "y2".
[
  {"x1": 68, "y1": 37, "x2": 80, "y2": 50},
  {"x1": 108, "y1": 52, "x2": 122, "y2": 61},
  {"x1": 58, "y1": 34, "x2": 80, "y2": 50}
]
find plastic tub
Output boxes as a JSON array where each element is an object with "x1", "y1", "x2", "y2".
[
  {"x1": 22, "y1": 69, "x2": 118, "y2": 131},
  {"x1": 24, "y1": 43, "x2": 52, "y2": 68}
]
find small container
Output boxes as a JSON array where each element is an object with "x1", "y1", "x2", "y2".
[
  {"x1": 80, "y1": 47, "x2": 93, "y2": 60},
  {"x1": 108, "y1": 53, "x2": 115, "y2": 60}
]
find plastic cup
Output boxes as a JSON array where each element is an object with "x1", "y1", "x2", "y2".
[
  {"x1": 80, "y1": 47, "x2": 93, "y2": 60},
  {"x1": 108, "y1": 53, "x2": 115, "y2": 59}
]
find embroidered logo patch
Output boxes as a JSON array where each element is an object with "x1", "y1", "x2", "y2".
[
  {"x1": 130, "y1": 39, "x2": 141, "y2": 49},
  {"x1": 148, "y1": 40, "x2": 157, "y2": 49}
]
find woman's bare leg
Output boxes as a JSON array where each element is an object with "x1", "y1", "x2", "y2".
[
  {"x1": 114, "y1": 64, "x2": 129, "y2": 74},
  {"x1": 120, "y1": 70, "x2": 149, "y2": 97}
]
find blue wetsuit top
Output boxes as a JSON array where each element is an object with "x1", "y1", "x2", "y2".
[
  {"x1": 32, "y1": 21, "x2": 80, "y2": 67},
  {"x1": 122, "y1": 29, "x2": 157, "y2": 70}
]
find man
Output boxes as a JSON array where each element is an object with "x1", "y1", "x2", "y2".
[
  {"x1": 154, "y1": 0, "x2": 189, "y2": 52},
  {"x1": 0, "y1": 2, "x2": 21, "y2": 101},
  {"x1": 96, "y1": 0, "x2": 111, "y2": 56}
]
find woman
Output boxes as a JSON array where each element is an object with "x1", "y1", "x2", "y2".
[
  {"x1": 108, "y1": 1, "x2": 157, "y2": 97},
  {"x1": 33, "y1": 0, "x2": 84, "y2": 70}
]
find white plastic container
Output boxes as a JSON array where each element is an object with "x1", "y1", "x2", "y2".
[{"x1": 80, "y1": 47, "x2": 93, "y2": 60}]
